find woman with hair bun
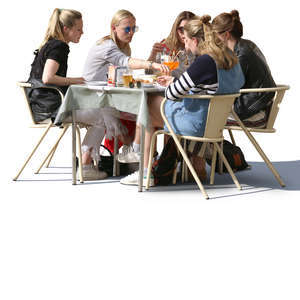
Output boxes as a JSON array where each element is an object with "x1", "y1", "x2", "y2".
[
  {"x1": 212, "y1": 10, "x2": 276, "y2": 125},
  {"x1": 120, "y1": 15, "x2": 245, "y2": 186}
]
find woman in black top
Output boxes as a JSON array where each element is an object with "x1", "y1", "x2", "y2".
[
  {"x1": 28, "y1": 8, "x2": 84, "y2": 122},
  {"x1": 28, "y1": 9, "x2": 108, "y2": 180},
  {"x1": 212, "y1": 10, "x2": 276, "y2": 125}
]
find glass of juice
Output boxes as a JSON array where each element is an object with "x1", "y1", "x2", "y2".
[{"x1": 161, "y1": 54, "x2": 179, "y2": 71}]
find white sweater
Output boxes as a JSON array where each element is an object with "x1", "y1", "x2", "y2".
[{"x1": 82, "y1": 39, "x2": 130, "y2": 82}]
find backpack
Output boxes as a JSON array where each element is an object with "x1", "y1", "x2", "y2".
[
  {"x1": 206, "y1": 140, "x2": 249, "y2": 173},
  {"x1": 152, "y1": 138, "x2": 179, "y2": 185}
]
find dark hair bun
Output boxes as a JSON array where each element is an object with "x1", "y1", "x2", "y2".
[
  {"x1": 230, "y1": 10, "x2": 240, "y2": 21},
  {"x1": 200, "y1": 14, "x2": 211, "y2": 24}
]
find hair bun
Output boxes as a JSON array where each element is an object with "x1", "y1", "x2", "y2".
[
  {"x1": 230, "y1": 10, "x2": 240, "y2": 21},
  {"x1": 200, "y1": 15, "x2": 211, "y2": 24}
]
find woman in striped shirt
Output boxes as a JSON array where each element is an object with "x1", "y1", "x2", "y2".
[{"x1": 120, "y1": 15, "x2": 244, "y2": 186}]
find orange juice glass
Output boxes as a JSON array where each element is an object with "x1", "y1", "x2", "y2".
[{"x1": 163, "y1": 61, "x2": 179, "y2": 71}]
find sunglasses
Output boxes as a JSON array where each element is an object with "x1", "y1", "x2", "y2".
[
  {"x1": 123, "y1": 26, "x2": 139, "y2": 34},
  {"x1": 177, "y1": 26, "x2": 184, "y2": 33}
]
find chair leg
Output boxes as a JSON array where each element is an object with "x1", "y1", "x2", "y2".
[
  {"x1": 210, "y1": 143, "x2": 217, "y2": 185},
  {"x1": 214, "y1": 142, "x2": 242, "y2": 190},
  {"x1": 171, "y1": 136, "x2": 209, "y2": 199},
  {"x1": 218, "y1": 141, "x2": 224, "y2": 174},
  {"x1": 246, "y1": 133, "x2": 285, "y2": 187},
  {"x1": 76, "y1": 126, "x2": 84, "y2": 183},
  {"x1": 231, "y1": 110, "x2": 285, "y2": 187},
  {"x1": 172, "y1": 160, "x2": 178, "y2": 184},
  {"x1": 145, "y1": 131, "x2": 161, "y2": 190},
  {"x1": 181, "y1": 139, "x2": 187, "y2": 183},
  {"x1": 228, "y1": 129, "x2": 236, "y2": 146},
  {"x1": 45, "y1": 144, "x2": 58, "y2": 168},
  {"x1": 13, "y1": 122, "x2": 53, "y2": 180},
  {"x1": 35, "y1": 125, "x2": 69, "y2": 174},
  {"x1": 172, "y1": 137, "x2": 180, "y2": 185}
]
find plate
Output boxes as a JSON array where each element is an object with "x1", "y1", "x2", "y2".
[
  {"x1": 85, "y1": 81, "x2": 107, "y2": 86},
  {"x1": 142, "y1": 83, "x2": 155, "y2": 88}
]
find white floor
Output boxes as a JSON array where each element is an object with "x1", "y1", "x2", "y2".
[
  {"x1": 2, "y1": 1, "x2": 300, "y2": 297},
  {"x1": 1, "y1": 128, "x2": 300, "y2": 300}
]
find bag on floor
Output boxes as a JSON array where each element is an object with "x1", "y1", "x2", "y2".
[
  {"x1": 151, "y1": 138, "x2": 179, "y2": 185},
  {"x1": 98, "y1": 145, "x2": 136, "y2": 176},
  {"x1": 206, "y1": 140, "x2": 249, "y2": 172}
]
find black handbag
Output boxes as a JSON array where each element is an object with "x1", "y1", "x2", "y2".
[
  {"x1": 27, "y1": 78, "x2": 65, "y2": 122},
  {"x1": 98, "y1": 145, "x2": 137, "y2": 176}
]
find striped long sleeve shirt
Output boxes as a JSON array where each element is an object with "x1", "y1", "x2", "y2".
[{"x1": 165, "y1": 54, "x2": 218, "y2": 101}]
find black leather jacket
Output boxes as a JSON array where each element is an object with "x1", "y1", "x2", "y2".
[{"x1": 234, "y1": 39, "x2": 276, "y2": 120}]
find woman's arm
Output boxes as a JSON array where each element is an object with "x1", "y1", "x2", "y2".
[
  {"x1": 165, "y1": 71, "x2": 194, "y2": 100},
  {"x1": 128, "y1": 58, "x2": 169, "y2": 74},
  {"x1": 42, "y1": 59, "x2": 85, "y2": 86}
]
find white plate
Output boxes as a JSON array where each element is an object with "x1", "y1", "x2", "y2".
[
  {"x1": 142, "y1": 83, "x2": 155, "y2": 88},
  {"x1": 85, "y1": 81, "x2": 107, "y2": 86}
]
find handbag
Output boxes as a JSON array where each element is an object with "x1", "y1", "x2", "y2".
[{"x1": 206, "y1": 140, "x2": 250, "y2": 172}]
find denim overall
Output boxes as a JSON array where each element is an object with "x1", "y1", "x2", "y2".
[{"x1": 164, "y1": 60, "x2": 245, "y2": 137}]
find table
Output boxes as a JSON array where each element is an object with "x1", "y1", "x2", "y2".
[{"x1": 55, "y1": 84, "x2": 165, "y2": 191}]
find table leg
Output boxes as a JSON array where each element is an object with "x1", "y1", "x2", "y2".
[
  {"x1": 72, "y1": 110, "x2": 77, "y2": 185},
  {"x1": 138, "y1": 125, "x2": 145, "y2": 192},
  {"x1": 113, "y1": 136, "x2": 119, "y2": 176}
]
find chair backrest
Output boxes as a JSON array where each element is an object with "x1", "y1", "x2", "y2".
[
  {"x1": 179, "y1": 94, "x2": 240, "y2": 139},
  {"x1": 17, "y1": 81, "x2": 37, "y2": 125},
  {"x1": 239, "y1": 84, "x2": 289, "y2": 130},
  {"x1": 17, "y1": 81, "x2": 65, "y2": 126}
]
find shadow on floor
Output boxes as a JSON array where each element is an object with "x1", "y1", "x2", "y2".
[{"x1": 146, "y1": 160, "x2": 300, "y2": 194}]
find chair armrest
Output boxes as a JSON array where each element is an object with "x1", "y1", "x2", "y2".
[{"x1": 240, "y1": 84, "x2": 290, "y2": 93}]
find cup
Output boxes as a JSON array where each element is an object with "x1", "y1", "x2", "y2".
[{"x1": 122, "y1": 69, "x2": 133, "y2": 87}]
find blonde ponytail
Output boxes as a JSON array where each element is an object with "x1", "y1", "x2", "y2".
[{"x1": 39, "y1": 8, "x2": 82, "y2": 49}]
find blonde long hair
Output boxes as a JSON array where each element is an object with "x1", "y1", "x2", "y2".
[
  {"x1": 97, "y1": 9, "x2": 135, "y2": 56},
  {"x1": 184, "y1": 15, "x2": 238, "y2": 69},
  {"x1": 39, "y1": 8, "x2": 82, "y2": 49},
  {"x1": 164, "y1": 11, "x2": 195, "y2": 52}
]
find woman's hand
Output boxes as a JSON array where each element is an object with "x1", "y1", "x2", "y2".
[
  {"x1": 150, "y1": 42, "x2": 165, "y2": 56},
  {"x1": 151, "y1": 62, "x2": 170, "y2": 75},
  {"x1": 70, "y1": 77, "x2": 85, "y2": 85},
  {"x1": 157, "y1": 75, "x2": 174, "y2": 87}
]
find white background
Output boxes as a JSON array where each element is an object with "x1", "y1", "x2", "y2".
[{"x1": 1, "y1": 1, "x2": 300, "y2": 300}]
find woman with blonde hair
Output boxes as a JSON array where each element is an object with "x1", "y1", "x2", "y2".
[
  {"x1": 118, "y1": 11, "x2": 196, "y2": 164},
  {"x1": 28, "y1": 9, "x2": 111, "y2": 180},
  {"x1": 28, "y1": 8, "x2": 84, "y2": 122},
  {"x1": 83, "y1": 9, "x2": 168, "y2": 81},
  {"x1": 212, "y1": 10, "x2": 276, "y2": 125},
  {"x1": 121, "y1": 15, "x2": 245, "y2": 186},
  {"x1": 80, "y1": 9, "x2": 169, "y2": 177}
]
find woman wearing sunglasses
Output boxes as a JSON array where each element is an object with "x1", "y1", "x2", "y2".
[
  {"x1": 79, "y1": 9, "x2": 168, "y2": 176},
  {"x1": 118, "y1": 11, "x2": 196, "y2": 167},
  {"x1": 83, "y1": 9, "x2": 168, "y2": 82},
  {"x1": 147, "y1": 11, "x2": 196, "y2": 79}
]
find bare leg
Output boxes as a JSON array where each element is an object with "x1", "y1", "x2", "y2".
[{"x1": 143, "y1": 94, "x2": 164, "y2": 168}]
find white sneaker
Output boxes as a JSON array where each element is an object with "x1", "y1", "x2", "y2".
[
  {"x1": 81, "y1": 164, "x2": 108, "y2": 181},
  {"x1": 120, "y1": 171, "x2": 155, "y2": 187},
  {"x1": 117, "y1": 145, "x2": 140, "y2": 163}
]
